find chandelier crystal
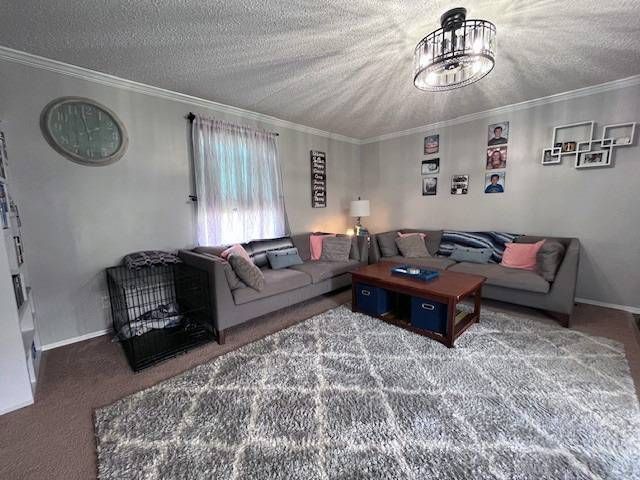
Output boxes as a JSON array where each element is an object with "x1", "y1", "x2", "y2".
[{"x1": 413, "y1": 7, "x2": 496, "y2": 92}]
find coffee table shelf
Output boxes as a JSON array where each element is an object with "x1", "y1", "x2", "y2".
[{"x1": 351, "y1": 262, "x2": 485, "y2": 348}]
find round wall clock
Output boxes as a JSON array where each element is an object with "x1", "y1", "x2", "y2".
[{"x1": 40, "y1": 97, "x2": 129, "y2": 166}]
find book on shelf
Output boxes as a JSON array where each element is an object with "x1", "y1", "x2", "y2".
[
  {"x1": 12, "y1": 273, "x2": 25, "y2": 309},
  {"x1": 0, "y1": 183, "x2": 8, "y2": 229}
]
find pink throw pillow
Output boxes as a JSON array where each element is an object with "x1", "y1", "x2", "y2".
[
  {"x1": 220, "y1": 244, "x2": 251, "y2": 262},
  {"x1": 501, "y1": 240, "x2": 545, "y2": 271},
  {"x1": 397, "y1": 232, "x2": 427, "y2": 239},
  {"x1": 310, "y1": 234, "x2": 335, "y2": 260}
]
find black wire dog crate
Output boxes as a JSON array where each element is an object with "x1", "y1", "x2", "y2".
[{"x1": 106, "y1": 263, "x2": 213, "y2": 371}]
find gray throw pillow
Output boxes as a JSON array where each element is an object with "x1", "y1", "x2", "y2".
[
  {"x1": 537, "y1": 240, "x2": 566, "y2": 282},
  {"x1": 320, "y1": 236, "x2": 352, "y2": 262},
  {"x1": 267, "y1": 247, "x2": 304, "y2": 270},
  {"x1": 395, "y1": 235, "x2": 430, "y2": 258},
  {"x1": 449, "y1": 246, "x2": 492, "y2": 264},
  {"x1": 202, "y1": 253, "x2": 246, "y2": 290},
  {"x1": 377, "y1": 231, "x2": 400, "y2": 257},
  {"x1": 228, "y1": 254, "x2": 265, "y2": 291}
]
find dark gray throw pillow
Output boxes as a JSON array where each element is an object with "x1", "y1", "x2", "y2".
[
  {"x1": 395, "y1": 235, "x2": 430, "y2": 258},
  {"x1": 377, "y1": 231, "x2": 400, "y2": 257},
  {"x1": 228, "y1": 254, "x2": 265, "y2": 291},
  {"x1": 201, "y1": 253, "x2": 246, "y2": 290},
  {"x1": 449, "y1": 246, "x2": 492, "y2": 264},
  {"x1": 537, "y1": 240, "x2": 566, "y2": 282},
  {"x1": 267, "y1": 247, "x2": 304, "y2": 270},
  {"x1": 320, "y1": 236, "x2": 352, "y2": 262}
]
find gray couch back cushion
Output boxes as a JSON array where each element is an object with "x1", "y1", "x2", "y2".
[
  {"x1": 377, "y1": 231, "x2": 400, "y2": 257},
  {"x1": 398, "y1": 229, "x2": 443, "y2": 256},
  {"x1": 396, "y1": 234, "x2": 430, "y2": 258},
  {"x1": 242, "y1": 236, "x2": 294, "y2": 268},
  {"x1": 320, "y1": 236, "x2": 352, "y2": 262}
]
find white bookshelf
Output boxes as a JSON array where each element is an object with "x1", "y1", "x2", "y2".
[{"x1": 0, "y1": 122, "x2": 41, "y2": 415}]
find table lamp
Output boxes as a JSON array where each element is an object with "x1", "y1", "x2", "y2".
[{"x1": 349, "y1": 198, "x2": 370, "y2": 236}]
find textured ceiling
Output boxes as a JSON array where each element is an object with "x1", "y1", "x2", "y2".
[{"x1": 1, "y1": 0, "x2": 640, "y2": 139}]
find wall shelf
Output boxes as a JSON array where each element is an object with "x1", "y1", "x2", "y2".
[{"x1": 541, "y1": 120, "x2": 637, "y2": 167}]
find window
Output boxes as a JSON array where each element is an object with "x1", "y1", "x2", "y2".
[{"x1": 191, "y1": 116, "x2": 287, "y2": 245}]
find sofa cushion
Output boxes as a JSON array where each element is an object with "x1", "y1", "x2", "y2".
[
  {"x1": 398, "y1": 229, "x2": 443, "y2": 256},
  {"x1": 232, "y1": 268, "x2": 311, "y2": 304},
  {"x1": 228, "y1": 254, "x2": 265, "y2": 291},
  {"x1": 243, "y1": 236, "x2": 294, "y2": 268},
  {"x1": 199, "y1": 253, "x2": 246, "y2": 290},
  {"x1": 320, "y1": 236, "x2": 352, "y2": 262},
  {"x1": 449, "y1": 245, "x2": 492, "y2": 264},
  {"x1": 438, "y1": 231, "x2": 520, "y2": 263},
  {"x1": 267, "y1": 247, "x2": 304, "y2": 270},
  {"x1": 396, "y1": 234, "x2": 430, "y2": 258},
  {"x1": 384, "y1": 256, "x2": 455, "y2": 271},
  {"x1": 290, "y1": 259, "x2": 361, "y2": 284},
  {"x1": 377, "y1": 231, "x2": 400, "y2": 257},
  {"x1": 448, "y1": 262, "x2": 550, "y2": 293},
  {"x1": 515, "y1": 236, "x2": 566, "y2": 282},
  {"x1": 501, "y1": 240, "x2": 545, "y2": 271}
]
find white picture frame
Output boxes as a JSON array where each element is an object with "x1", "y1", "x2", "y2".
[{"x1": 575, "y1": 149, "x2": 610, "y2": 169}]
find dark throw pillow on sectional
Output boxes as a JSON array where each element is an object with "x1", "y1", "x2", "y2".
[
  {"x1": 267, "y1": 247, "x2": 304, "y2": 270},
  {"x1": 377, "y1": 231, "x2": 400, "y2": 257},
  {"x1": 201, "y1": 253, "x2": 246, "y2": 290},
  {"x1": 537, "y1": 240, "x2": 566, "y2": 282},
  {"x1": 449, "y1": 245, "x2": 492, "y2": 264},
  {"x1": 320, "y1": 236, "x2": 352, "y2": 262},
  {"x1": 395, "y1": 234, "x2": 430, "y2": 258},
  {"x1": 228, "y1": 254, "x2": 265, "y2": 291}
]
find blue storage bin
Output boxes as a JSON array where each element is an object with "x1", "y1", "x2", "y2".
[
  {"x1": 356, "y1": 283, "x2": 390, "y2": 316},
  {"x1": 410, "y1": 297, "x2": 448, "y2": 334}
]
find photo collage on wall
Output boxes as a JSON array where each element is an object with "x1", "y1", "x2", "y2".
[
  {"x1": 421, "y1": 134, "x2": 439, "y2": 196},
  {"x1": 485, "y1": 121, "x2": 509, "y2": 194}
]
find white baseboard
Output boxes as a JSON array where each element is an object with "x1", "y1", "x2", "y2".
[
  {"x1": 575, "y1": 298, "x2": 640, "y2": 315},
  {"x1": 0, "y1": 399, "x2": 34, "y2": 416},
  {"x1": 41, "y1": 328, "x2": 111, "y2": 351}
]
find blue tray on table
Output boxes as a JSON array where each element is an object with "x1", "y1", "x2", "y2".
[{"x1": 391, "y1": 265, "x2": 439, "y2": 282}]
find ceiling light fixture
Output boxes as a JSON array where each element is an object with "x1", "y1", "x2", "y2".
[{"x1": 413, "y1": 7, "x2": 496, "y2": 92}]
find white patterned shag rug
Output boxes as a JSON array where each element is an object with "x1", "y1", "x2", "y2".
[{"x1": 95, "y1": 305, "x2": 640, "y2": 479}]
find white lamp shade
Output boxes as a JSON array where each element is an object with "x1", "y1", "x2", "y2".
[{"x1": 350, "y1": 199, "x2": 370, "y2": 217}]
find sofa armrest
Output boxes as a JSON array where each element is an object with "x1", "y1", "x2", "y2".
[
  {"x1": 368, "y1": 234, "x2": 382, "y2": 264},
  {"x1": 178, "y1": 250, "x2": 235, "y2": 331},
  {"x1": 547, "y1": 238, "x2": 580, "y2": 314}
]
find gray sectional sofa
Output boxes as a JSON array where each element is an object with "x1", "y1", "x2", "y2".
[
  {"x1": 369, "y1": 229, "x2": 580, "y2": 327},
  {"x1": 179, "y1": 233, "x2": 368, "y2": 343}
]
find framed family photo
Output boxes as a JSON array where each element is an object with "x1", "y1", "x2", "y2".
[
  {"x1": 488, "y1": 122, "x2": 509, "y2": 146},
  {"x1": 451, "y1": 174, "x2": 469, "y2": 195},
  {"x1": 421, "y1": 158, "x2": 440, "y2": 175},
  {"x1": 484, "y1": 172, "x2": 506, "y2": 193},
  {"x1": 576, "y1": 150, "x2": 610, "y2": 169},
  {"x1": 422, "y1": 176, "x2": 437, "y2": 196},
  {"x1": 424, "y1": 134, "x2": 439, "y2": 155},
  {"x1": 486, "y1": 146, "x2": 507, "y2": 170}
]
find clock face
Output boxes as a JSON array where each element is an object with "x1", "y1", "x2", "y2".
[{"x1": 41, "y1": 98, "x2": 128, "y2": 166}]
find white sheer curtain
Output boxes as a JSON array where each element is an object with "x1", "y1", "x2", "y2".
[{"x1": 192, "y1": 115, "x2": 288, "y2": 245}]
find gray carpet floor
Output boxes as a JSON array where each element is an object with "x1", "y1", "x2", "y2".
[{"x1": 95, "y1": 306, "x2": 640, "y2": 480}]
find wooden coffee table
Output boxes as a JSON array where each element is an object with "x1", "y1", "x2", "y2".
[{"x1": 351, "y1": 262, "x2": 486, "y2": 348}]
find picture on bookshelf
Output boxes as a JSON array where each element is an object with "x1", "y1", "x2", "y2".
[
  {"x1": 13, "y1": 236, "x2": 24, "y2": 265},
  {"x1": 0, "y1": 182, "x2": 8, "y2": 229},
  {"x1": 12, "y1": 274, "x2": 25, "y2": 309}
]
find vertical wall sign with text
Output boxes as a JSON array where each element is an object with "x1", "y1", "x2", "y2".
[{"x1": 310, "y1": 150, "x2": 327, "y2": 208}]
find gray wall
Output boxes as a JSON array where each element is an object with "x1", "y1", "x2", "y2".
[
  {"x1": 361, "y1": 84, "x2": 640, "y2": 309},
  {"x1": 0, "y1": 60, "x2": 360, "y2": 346}
]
